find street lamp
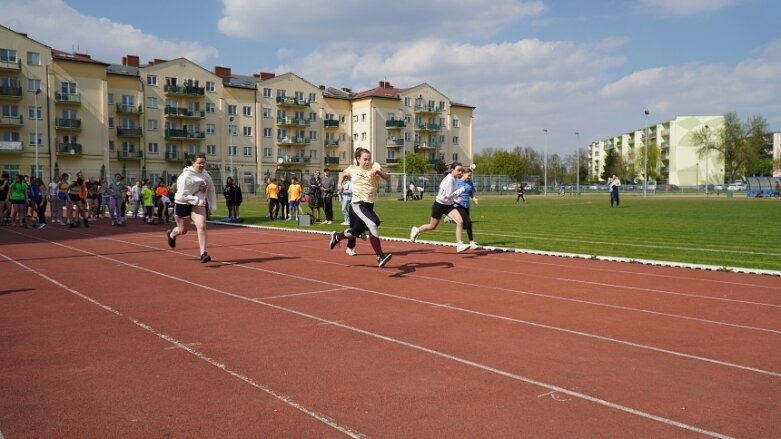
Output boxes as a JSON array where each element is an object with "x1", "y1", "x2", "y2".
[
  {"x1": 575, "y1": 131, "x2": 580, "y2": 196},
  {"x1": 401, "y1": 110, "x2": 407, "y2": 202},
  {"x1": 696, "y1": 162, "x2": 700, "y2": 191},
  {"x1": 228, "y1": 116, "x2": 234, "y2": 179},
  {"x1": 34, "y1": 88, "x2": 41, "y2": 179},
  {"x1": 643, "y1": 109, "x2": 650, "y2": 197},
  {"x1": 543, "y1": 128, "x2": 548, "y2": 197},
  {"x1": 704, "y1": 124, "x2": 710, "y2": 196}
]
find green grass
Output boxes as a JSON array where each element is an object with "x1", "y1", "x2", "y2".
[{"x1": 213, "y1": 194, "x2": 781, "y2": 272}]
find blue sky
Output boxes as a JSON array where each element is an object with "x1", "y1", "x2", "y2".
[{"x1": 3, "y1": 0, "x2": 780, "y2": 156}]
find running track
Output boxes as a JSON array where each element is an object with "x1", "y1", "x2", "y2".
[{"x1": 1, "y1": 222, "x2": 779, "y2": 438}]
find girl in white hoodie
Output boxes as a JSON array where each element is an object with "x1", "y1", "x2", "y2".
[{"x1": 166, "y1": 153, "x2": 217, "y2": 262}]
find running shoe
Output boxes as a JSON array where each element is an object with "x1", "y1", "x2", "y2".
[
  {"x1": 200, "y1": 252, "x2": 211, "y2": 263},
  {"x1": 37, "y1": 223, "x2": 47, "y2": 230},
  {"x1": 377, "y1": 253, "x2": 393, "y2": 267},
  {"x1": 329, "y1": 231, "x2": 339, "y2": 250},
  {"x1": 456, "y1": 242, "x2": 469, "y2": 253},
  {"x1": 469, "y1": 241, "x2": 479, "y2": 250},
  {"x1": 346, "y1": 247, "x2": 356, "y2": 256},
  {"x1": 166, "y1": 229, "x2": 176, "y2": 248},
  {"x1": 410, "y1": 226, "x2": 419, "y2": 243}
]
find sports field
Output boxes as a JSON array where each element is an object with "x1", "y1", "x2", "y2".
[{"x1": 216, "y1": 194, "x2": 781, "y2": 272}]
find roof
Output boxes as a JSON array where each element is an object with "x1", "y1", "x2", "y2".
[
  {"x1": 52, "y1": 49, "x2": 110, "y2": 66},
  {"x1": 107, "y1": 64, "x2": 140, "y2": 77},
  {"x1": 351, "y1": 84, "x2": 407, "y2": 100},
  {"x1": 223, "y1": 74, "x2": 258, "y2": 90}
]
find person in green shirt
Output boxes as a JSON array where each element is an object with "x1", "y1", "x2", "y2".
[
  {"x1": 141, "y1": 180, "x2": 155, "y2": 224},
  {"x1": 9, "y1": 174, "x2": 30, "y2": 227}
]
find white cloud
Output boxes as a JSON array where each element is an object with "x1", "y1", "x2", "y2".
[
  {"x1": 639, "y1": 0, "x2": 743, "y2": 16},
  {"x1": 2, "y1": 0, "x2": 219, "y2": 65},
  {"x1": 219, "y1": 0, "x2": 544, "y2": 42}
]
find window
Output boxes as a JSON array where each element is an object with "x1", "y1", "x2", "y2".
[
  {"x1": 61, "y1": 82, "x2": 76, "y2": 95},
  {"x1": 27, "y1": 79, "x2": 41, "y2": 92},
  {"x1": 207, "y1": 145, "x2": 216, "y2": 155},
  {"x1": 229, "y1": 125, "x2": 237, "y2": 136},
  {"x1": 309, "y1": 150, "x2": 318, "y2": 160},
  {"x1": 263, "y1": 88, "x2": 271, "y2": 98},
  {"x1": 1, "y1": 105, "x2": 16, "y2": 117},
  {"x1": 452, "y1": 153, "x2": 459, "y2": 162},
  {"x1": 148, "y1": 142, "x2": 159, "y2": 154},
  {"x1": 28, "y1": 106, "x2": 41, "y2": 119},
  {"x1": 206, "y1": 81, "x2": 215, "y2": 92},
  {"x1": 263, "y1": 127, "x2": 272, "y2": 137},
  {"x1": 228, "y1": 146, "x2": 237, "y2": 156},
  {"x1": 404, "y1": 97, "x2": 411, "y2": 107},
  {"x1": 206, "y1": 124, "x2": 216, "y2": 134},
  {"x1": 26, "y1": 52, "x2": 41, "y2": 66},
  {"x1": 309, "y1": 130, "x2": 317, "y2": 140},
  {"x1": 277, "y1": 129, "x2": 287, "y2": 139},
  {"x1": 361, "y1": 132, "x2": 366, "y2": 141},
  {"x1": 243, "y1": 126, "x2": 252, "y2": 136},
  {"x1": 109, "y1": 141, "x2": 114, "y2": 151},
  {"x1": 386, "y1": 150, "x2": 395, "y2": 160},
  {"x1": 353, "y1": 115, "x2": 358, "y2": 123},
  {"x1": 263, "y1": 147, "x2": 272, "y2": 157},
  {"x1": 206, "y1": 103, "x2": 215, "y2": 113},
  {"x1": 147, "y1": 119, "x2": 158, "y2": 131},
  {"x1": 228, "y1": 104, "x2": 237, "y2": 115},
  {"x1": 276, "y1": 89, "x2": 285, "y2": 98},
  {"x1": 147, "y1": 74, "x2": 157, "y2": 86},
  {"x1": 453, "y1": 118, "x2": 460, "y2": 128},
  {"x1": 146, "y1": 97, "x2": 157, "y2": 108},
  {"x1": 262, "y1": 107, "x2": 272, "y2": 118},
  {"x1": 340, "y1": 115, "x2": 346, "y2": 123},
  {"x1": 308, "y1": 92, "x2": 317, "y2": 103},
  {"x1": 242, "y1": 106, "x2": 252, "y2": 117},
  {"x1": 452, "y1": 136, "x2": 459, "y2": 145},
  {"x1": 107, "y1": 117, "x2": 114, "y2": 128},
  {"x1": 361, "y1": 113, "x2": 366, "y2": 122},
  {"x1": 119, "y1": 118, "x2": 135, "y2": 129},
  {"x1": 0, "y1": 49, "x2": 17, "y2": 62},
  {"x1": 1, "y1": 132, "x2": 20, "y2": 142},
  {"x1": 29, "y1": 132, "x2": 42, "y2": 145},
  {"x1": 243, "y1": 146, "x2": 252, "y2": 157},
  {"x1": 309, "y1": 111, "x2": 316, "y2": 121},
  {"x1": 353, "y1": 133, "x2": 358, "y2": 141}
]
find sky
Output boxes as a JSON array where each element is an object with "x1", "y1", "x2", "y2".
[{"x1": 3, "y1": 0, "x2": 780, "y2": 157}]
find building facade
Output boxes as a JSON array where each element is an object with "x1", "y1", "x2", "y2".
[
  {"x1": 1, "y1": 25, "x2": 474, "y2": 191},
  {"x1": 588, "y1": 116, "x2": 725, "y2": 186}
]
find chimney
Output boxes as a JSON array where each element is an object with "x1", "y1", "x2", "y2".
[
  {"x1": 214, "y1": 66, "x2": 231, "y2": 78},
  {"x1": 122, "y1": 55, "x2": 140, "y2": 67},
  {"x1": 319, "y1": 85, "x2": 325, "y2": 90},
  {"x1": 341, "y1": 88, "x2": 352, "y2": 93},
  {"x1": 257, "y1": 72, "x2": 275, "y2": 80}
]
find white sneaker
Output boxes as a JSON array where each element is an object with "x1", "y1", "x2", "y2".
[
  {"x1": 410, "y1": 226, "x2": 419, "y2": 242},
  {"x1": 346, "y1": 247, "x2": 356, "y2": 256},
  {"x1": 340, "y1": 221, "x2": 349, "y2": 225},
  {"x1": 469, "y1": 241, "x2": 478, "y2": 250},
  {"x1": 456, "y1": 242, "x2": 469, "y2": 253}
]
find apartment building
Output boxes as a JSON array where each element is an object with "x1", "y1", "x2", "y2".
[
  {"x1": 1, "y1": 25, "x2": 475, "y2": 188},
  {"x1": 588, "y1": 116, "x2": 725, "y2": 186}
]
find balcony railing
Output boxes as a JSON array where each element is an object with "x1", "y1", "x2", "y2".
[
  {"x1": 277, "y1": 137, "x2": 311, "y2": 146},
  {"x1": 415, "y1": 123, "x2": 443, "y2": 132},
  {"x1": 386, "y1": 158, "x2": 400, "y2": 164},
  {"x1": 386, "y1": 139, "x2": 404, "y2": 147},
  {"x1": 55, "y1": 118, "x2": 82, "y2": 130},
  {"x1": 116, "y1": 104, "x2": 143, "y2": 114},
  {"x1": 164, "y1": 129, "x2": 205, "y2": 139},
  {"x1": 0, "y1": 141, "x2": 23, "y2": 153},
  {"x1": 164, "y1": 84, "x2": 205, "y2": 97},
  {"x1": 324, "y1": 156, "x2": 339, "y2": 165},
  {"x1": 54, "y1": 92, "x2": 81, "y2": 104},
  {"x1": 164, "y1": 106, "x2": 205, "y2": 118},
  {"x1": 385, "y1": 120, "x2": 406, "y2": 129},
  {"x1": 414, "y1": 141, "x2": 442, "y2": 150},
  {"x1": 57, "y1": 142, "x2": 83, "y2": 155},
  {"x1": 276, "y1": 116, "x2": 311, "y2": 127},
  {"x1": 165, "y1": 151, "x2": 180, "y2": 161},
  {"x1": 0, "y1": 59, "x2": 22, "y2": 71},
  {"x1": 0, "y1": 115, "x2": 23, "y2": 126},
  {"x1": 324, "y1": 139, "x2": 340, "y2": 148},
  {"x1": 275, "y1": 96, "x2": 310, "y2": 107},
  {"x1": 414, "y1": 104, "x2": 444, "y2": 114},
  {"x1": 117, "y1": 128, "x2": 143, "y2": 137},
  {"x1": 324, "y1": 119, "x2": 340, "y2": 129},
  {"x1": 0, "y1": 86, "x2": 23, "y2": 99},
  {"x1": 117, "y1": 150, "x2": 143, "y2": 160}
]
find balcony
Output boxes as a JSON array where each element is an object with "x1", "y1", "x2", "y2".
[
  {"x1": 117, "y1": 127, "x2": 143, "y2": 137},
  {"x1": 164, "y1": 84, "x2": 205, "y2": 97},
  {"x1": 117, "y1": 150, "x2": 143, "y2": 160},
  {"x1": 276, "y1": 116, "x2": 311, "y2": 127},
  {"x1": 165, "y1": 151, "x2": 180, "y2": 162},
  {"x1": 55, "y1": 118, "x2": 82, "y2": 130},
  {"x1": 324, "y1": 156, "x2": 339, "y2": 165},
  {"x1": 324, "y1": 119, "x2": 340, "y2": 129},
  {"x1": 414, "y1": 123, "x2": 443, "y2": 132},
  {"x1": 385, "y1": 120, "x2": 406, "y2": 129},
  {"x1": 116, "y1": 104, "x2": 143, "y2": 115},
  {"x1": 164, "y1": 106, "x2": 205, "y2": 119},
  {"x1": 414, "y1": 141, "x2": 442, "y2": 150},
  {"x1": 164, "y1": 129, "x2": 205, "y2": 140},
  {"x1": 0, "y1": 58, "x2": 22, "y2": 72},
  {"x1": 324, "y1": 139, "x2": 340, "y2": 148},
  {"x1": 0, "y1": 86, "x2": 23, "y2": 99},
  {"x1": 414, "y1": 104, "x2": 443, "y2": 114},
  {"x1": 275, "y1": 95, "x2": 309, "y2": 107},
  {"x1": 385, "y1": 158, "x2": 400, "y2": 164},
  {"x1": 277, "y1": 137, "x2": 311, "y2": 146},
  {"x1": 54, "y1": 92, "x2": 81, "y2": 104},
  {"x1": 0, "y1": 141, "x2": 23, "y2": 153},
  {"x1": 0, "y1": 115, "x2": 23, "y2": 126},
  {"x1": 56, "y1": 142, "x2": 83, "y2": 155},
  {"x1": 386, "y1": 139, "x2": 404, "y2": 148}
]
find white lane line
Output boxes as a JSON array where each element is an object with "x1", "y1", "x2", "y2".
[
  {"x1": 35, "y1": 228, "x2": 781, "y2": 377},
  {"x1": 0, "y1": 253, "x2": 365, "y2": 439},
  {"x1": 0, "y1": 247, "x2": 734, "y2": 439},
  {"x1": 260, "y1": 287, "x2": 351, "y2": 300}
]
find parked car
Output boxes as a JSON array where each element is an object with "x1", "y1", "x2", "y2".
[{"x1": 658, "y1": 184, "x2": 680, "y2": 192}]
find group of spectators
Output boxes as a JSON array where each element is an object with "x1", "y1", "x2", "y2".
[{"x1": 265, "y1": 170, "x2": 355, "y2": 225}]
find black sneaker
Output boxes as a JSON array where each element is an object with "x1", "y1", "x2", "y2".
[
  {"x1": 200, "y1": 252, "x2": 211, "y2": 263},
  {"x1": 166, "y1": 229, "x2": 176, "y2": 248},
  {"x1": 377, "y1": 253, "x2": 393, "y2": 267},
  {"x1": 83, "y1": 218, "x2": 89, "y2": 227},
  {"x1": 329, "y1": 231, "x2": 339, "y2": 250}
]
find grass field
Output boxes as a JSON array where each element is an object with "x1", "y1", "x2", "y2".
[{"x1": 212, "y1": 194, "x2": 781, "y2": 272}]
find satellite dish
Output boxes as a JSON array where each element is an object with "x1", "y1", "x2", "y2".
[{"x1": 277, "y1": 157, "x2": 284, "y2": 164}]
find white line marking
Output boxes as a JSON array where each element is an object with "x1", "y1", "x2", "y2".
[
  {"x1": 0, "y1": 253, "x2": 365, "y2": 439},
  {"x1": 260, "y1": 287, "x2": 351, "y2": 300}
]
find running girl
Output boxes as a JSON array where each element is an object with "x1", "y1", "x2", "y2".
[
  {"x1": 410, "y1": 162, "x2": 469, "y2": 252},
  {"x1": 455, "y1": 168, "x2": 479, "y2": 249},
  {"x1": 166, "y1": 154, "x2": 217, "y2": 263}
]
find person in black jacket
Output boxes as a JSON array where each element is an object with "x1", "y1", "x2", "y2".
[
  {"x1": 277, "y1": 174, "x2": 289, "y2": 220},
  {"x1": 308, "y1": 170, "x2": 323, "y2": 223},
  {"x1": 223, "y1": 176, "x2": 238, "y2": 221}
]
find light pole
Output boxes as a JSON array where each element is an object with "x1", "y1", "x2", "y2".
[
  {"x1": 401, "y1": 111, "x2": 407, "y2": 202},
  {"x1": 704, "y1": 124, "x2": 710, "y2": 196},
  {"x1": 643, "y1": 109, "x2": 650, "y2": 197},
  {"x1": 34, "y1": 88, "x2": 41, "y2": 179},
  {"x1": 228, "y1": 116, "x2": 234, "y2": 180},
  {"x1": 543, "y1": 128, "x2": 548, "y2": 197},
  {"x1": 575, "y1": 131, "x2": 580, "y2": 196},
  {"x1": 696, "y1": 162, "x2": 700, "y2": 190}
]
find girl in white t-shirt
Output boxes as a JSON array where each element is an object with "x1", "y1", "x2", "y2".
[{"x1": 409, "y1": 162, "x2": 469, "y2": 252}]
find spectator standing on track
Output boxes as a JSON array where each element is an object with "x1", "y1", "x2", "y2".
[
  {"x1": 277, "y1": 174, "x2": 289, "y2": 221},
  {"x1": 223, "y1": 176, "x2": 238, "y2": 221},
  {"x1": 107, "y1": 173, "x2": 126, "y2": 226},
  {"x1": 287, "y1": 177, "x2": 303, "y2": 221},
  {"x1": 32, "y1": 177, "x2": 48, "y2": 229},
  {"x1": 265, "y1": 177, "x2": 280, "y2": 220},
  {"x1": 455, "y1": 168, "x2": 479, "y2": 249},
  {"x1": 48, "y1": 177, "x2": 60, "y2": 224},
  {"x1": 320, "y1": 169, "x2": 335, "y2": 224},
  {"x1": 409, "y1": 162, "x2": 469, "y2": 252},
  {"x1": 0, "y1": 172, "x2": 9, "y2": 225},
  {"x1": 608, "y1": 174, "x2": 621, "y2": 207},
  {"x1": 67, "y1": 172, "x2": 89, "y2": 228},
  {"x1": 130, "y1": 180, "x2": 143, "y2": 219},
  {"x1": 56, "y1": 174, "x2": 70, "y2": 225},
  {"x1": 141, "y1": 180, "x2": 155, "y2": 224},
  {"x1": 339, "y1": 175, "x2": 352, "y2": 225},
  {"x1": 156, "y1": 179, "x2": 171, "y2": 225},
  {"x1": 328, "y1": 147, "x2": 393, "y2": 267},
  {"x1": 166, "y1": 153, "x2": 217, "y2": 263},
  {"x1": 9, "y1": 174, "x2": 30, "y2": 227},
  {"x1": 308, "y1": 170, "x2": 323, "y2": 223}
]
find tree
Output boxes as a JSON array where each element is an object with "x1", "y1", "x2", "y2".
[
  {"x1": 403, "y1": 152, "x2": 429, "y2": 174},
  {"x1": 635, "y1": 138, "x2": 661, "y2": 182},
  {"x1": 601, "y1": 149, "x2": 625, "y2": 181}
]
